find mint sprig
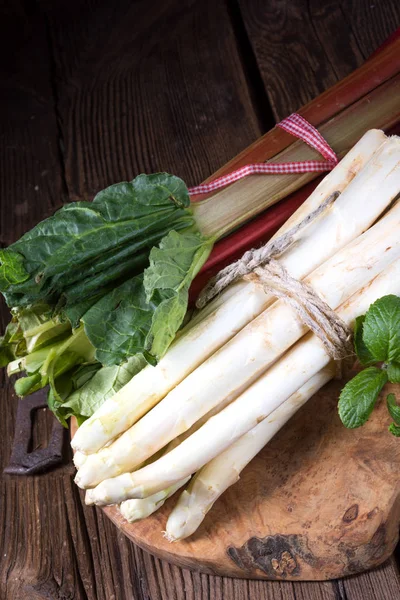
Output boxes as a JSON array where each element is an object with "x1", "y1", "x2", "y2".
[
  {"x1": 353, "y1": 315, "x2": 376, "y2": 366},
  {"x1": 362, "y1": 295, "x2": 400, "y2": 362},
  {"x1": 338, "y1": 367, "x2": 388, "y2": 428},
  {"x1": 338, "y1": 295, "x2": 400, "y2": 436},
  {"x1": 387, "y1": 362, "x2": 400, "y2": 383}
]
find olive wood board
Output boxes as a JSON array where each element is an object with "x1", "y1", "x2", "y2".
[{"x1": 71, "y1": 371, "x2": 400, "y2": 581}]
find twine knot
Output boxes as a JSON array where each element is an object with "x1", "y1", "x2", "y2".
[{"x1": 196, "y1": 191, "x2": 354, "y2": 365}]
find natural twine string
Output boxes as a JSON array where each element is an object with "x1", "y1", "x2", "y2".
[
  {"x1": 248, "y1": 261, "x2": 353, "y2": 361},
  {"x1": 196, "y1": 190, "x2": 354, "y2": 363},
  {"x1": 196, "y1": 191, "x2": 340, "y2": 309}
]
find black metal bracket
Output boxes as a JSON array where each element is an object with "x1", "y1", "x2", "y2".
[{"x1": 3, "y1": 388, "x2": 65, "y2": 475}]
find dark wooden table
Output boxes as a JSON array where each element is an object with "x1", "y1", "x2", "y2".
[{"x1": 1, "y1": 1, "x2": 400, "y2": 598}]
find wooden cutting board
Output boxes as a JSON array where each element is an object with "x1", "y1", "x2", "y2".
[{"x1": 71, "y1": 372, "x2": 400, "y2": 581}]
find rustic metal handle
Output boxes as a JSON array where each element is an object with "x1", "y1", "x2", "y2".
[{"x1": 3, "y1": 388, "x2": 64, "y2": 475}]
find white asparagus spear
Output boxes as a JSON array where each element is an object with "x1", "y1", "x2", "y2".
[
  {"x1": 76, "y1": 193, "x2": 400, "y2": 489},
  {"x1": 118, "y1": 435, "x2": 191, "y2": 522},
  {"x1": 117, "y1": 366, "x2": 334, "y2": 527},
  {"x1": 73, "y1": 451, "x2": 87, "y2": 468},
  {"x1": 101, "y1": 384, "x2": 245, "y2": 516},
  {"x1": 119, "y1": 478, "x2": 191, "y2": 523},
  {"x1": 164, "y1": 366, "x2": 335, "y2": 541},
  {"x1": 119, "y1": 367, "x2": 333, "y2": 526},
  {"x1": 85, "y1": 257, "x2": 400, "y2": 504},
  {"x1": 71, "y1": 130, "x2": 387, "y2": 455},
  {"x1": 85, "y1": 368, "x2": 246, "y2": 507}
]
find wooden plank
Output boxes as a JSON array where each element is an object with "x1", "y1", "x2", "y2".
[
  {"x1": 39, "y1": 0, "x2": 265, "y2": 199},
  {"x1": 0, "y1": 3, "x2": 74, "y2": 599},
  {"x1": 341, "y1": 556, "x2": 400, "y2": 599},
  {"x1": 340, "y1": 0, "x2": 400, "y2": 58},
  {"x1": 238, "y1": 0, "x2": 400, "y2": 119}
]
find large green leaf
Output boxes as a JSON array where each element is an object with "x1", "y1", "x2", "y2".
[
  {"x1": 50, "y1": 354, "x2": 146, "y2": 426},
  {"x1": 81, "y1": 275, "x2": 156, "y2": 365},
  {"x1": 144, "y1": 230, "x2": 213, "y2": 358},
  {"x1": 338, "y1": 367, "x2": 388, "y2": 428},
  {"x1": 1, "y1": 173, "x2": 193, "y2": 308},
  {"x1": 82, "y1": 230, "x2": 213, "y2": 365},
  {"x1": 0, "y1": 249, "x2": 29, "y2": 290},
  {"x1": 387, "y1": 393, "x2": 400, "y2": 425},
  {"x1": 353, "y1": 315, "x2": 376, "y2": 366},
  {"x1": 363, "y1": 295, "x2": 400, "y2": 363}
]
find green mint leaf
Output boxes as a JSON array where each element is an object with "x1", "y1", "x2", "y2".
[
  {"x1": 144, "y1": 230, "x2": 213, "y2": 359},
  {"x1": 0, "y1": 249, "x2": 29, "y2": 291},
  {"x1": 389, "y1": 423, "x2": 400, "y2": 437},
  {"x1": 363, "y1": 295, "x2": 400, "y2": 362},
  {"x1": 387, "y1": 393, "x2": 400, "y2": 425},
  {"x1": 389, "y1": 422, "x2": 400, "y2": 436},
  {"x1": 338, "y1": 367, "x2": 388, "y2": 428},
  {"x1": 387, "y1": 362, "x2": 400, "y2": 384},
  {"x1": 353, "y1": 315, "x2": 376, "y2": 366}
]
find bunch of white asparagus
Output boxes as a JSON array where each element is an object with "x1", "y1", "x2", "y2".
[{"x1": 72, "y1": 129, "x2": 400, "y2": 541}]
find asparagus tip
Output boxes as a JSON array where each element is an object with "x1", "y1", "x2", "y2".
[{"x1": 85, "y1": 490, "x2": 95, "y2": 505}]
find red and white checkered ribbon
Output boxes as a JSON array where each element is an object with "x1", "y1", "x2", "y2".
[{"x1": 188, "y1": 113, "x2": 338, "y2": 196}]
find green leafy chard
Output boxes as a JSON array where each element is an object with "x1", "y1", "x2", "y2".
[
  {"x1": 339, "y1": 295, "x2": 400, "y2": 436},
  {"x1": 0, "y1": 249, "x2": 29, "y2": 290},
  {"x1": 0, "y1": 173, "x2": 194, "y2": 309},
  {"x1": 144, "y1": 230, "x2": 214, "y2": 359},
  {"x1": 48, "y1": 355, "x2": 146, "y2": 427},
  {"x1": 81, "y1": 275, "x2": 155, "y2": 366},
  {"x1": 81, "y1": 231, "x2": 213, "y2": 365},
  {"x1": 0, "y1": 172, "x2": 216, "y2": 424}
]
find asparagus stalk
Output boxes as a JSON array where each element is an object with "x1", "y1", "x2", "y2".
[
  {"x1": 165, "y1": 365, "x2": 335, "y2": 541},
  {"x1": 85, "y1": 257, "x2": 400, "y2": 504},
  {"x1": 117, "y1": 438, "x2": 190, "y2": 523},
  {"x1": 116, "y1": 380, "x2": 248, "y2": 520},
  {"x1": 73, "y1": 451, "x2": 88, "y2": 469},
  {"x1": 118, "y1": 365, "x2": 334, "y2": 525},
  {"x1": 72, "y1": 130, "x2": 387, "y2": 456},
  {"x1": 76, "y1": 191, "x2": 400, "y2": 489},
  {"x1": 119, "y1": 478, "x2": 191, "y2": 523}
]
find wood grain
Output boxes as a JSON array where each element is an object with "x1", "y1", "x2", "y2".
[
  {"x1": 238, "y1": 0, "x2": 400, "y2": 119},
  {"x1": 1, "y1": 0, "x2": 400, "y2": 598},
  {"x1": 340, "y1": 0, "x2": 400, "y2": 58},
  {"x1": 38, "y1": 0, "x2": 264, "y2": 199}
]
